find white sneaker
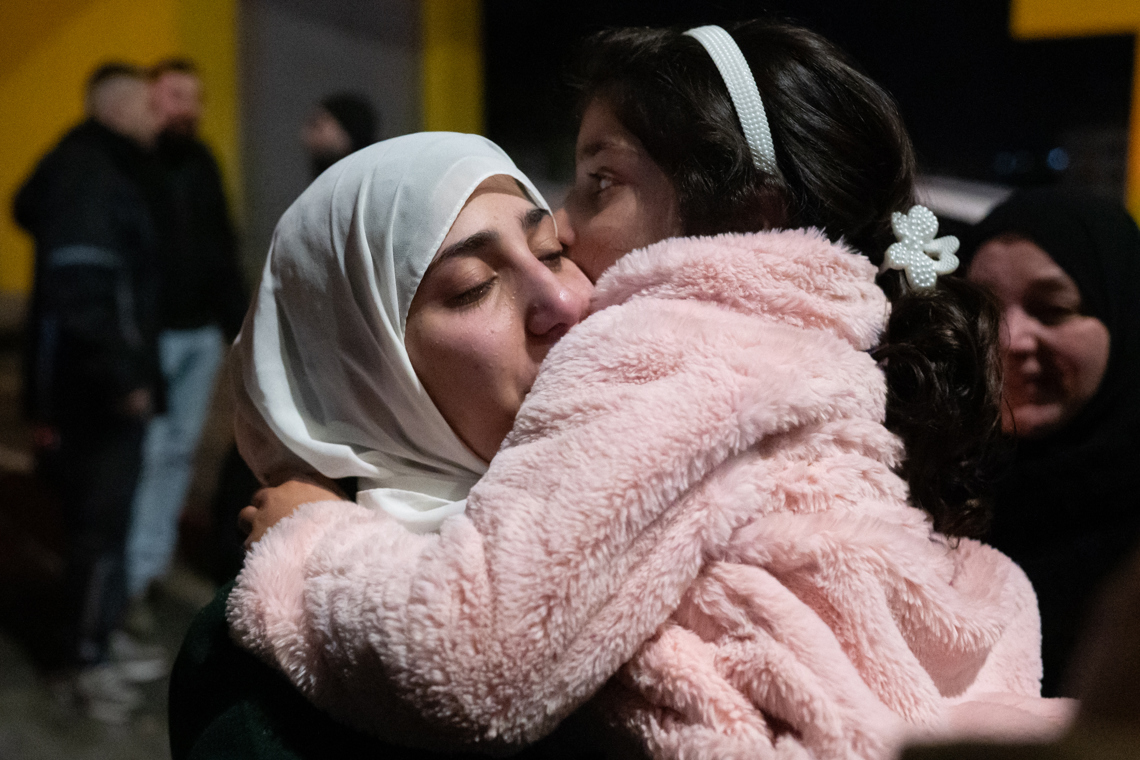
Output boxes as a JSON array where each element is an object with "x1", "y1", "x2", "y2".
[
  {"x1": 108, "y1": 629, "x2": 167, "y2": 683},
  {"x1": 72, "y1": 663, "x2": 143, "y2": 724}
]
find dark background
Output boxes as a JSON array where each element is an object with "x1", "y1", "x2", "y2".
[{"x1": 484, "y1": 0, "x2": 1134, "y2": 196}]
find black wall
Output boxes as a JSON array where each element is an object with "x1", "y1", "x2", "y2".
[{"x1": 484, "y1": 0, "x2": 1134, "y2": 194}]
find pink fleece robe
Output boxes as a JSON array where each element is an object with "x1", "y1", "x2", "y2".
[{"x1": 229, "y1": 230, "x2": 1069, "y2": 758}]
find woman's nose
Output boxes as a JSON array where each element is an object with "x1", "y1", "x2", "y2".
[
  {"x1": 525, "y1": 266, "x2": 590, "y2": 341},
  {"x1": 1003, "y1": 307, "x2": 1039, "y2": 355}
]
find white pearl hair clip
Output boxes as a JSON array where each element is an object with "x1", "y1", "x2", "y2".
[
  {"x1": 684, "y1": 25, "x2": 779, "y2": 176},
  {"x1": 881, "y1": 205, "x2": 960, "y2": 289}
]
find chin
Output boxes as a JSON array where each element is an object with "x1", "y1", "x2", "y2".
[{"x1": 1009, "y1": 405, "x2": 1066, "y2": 439}]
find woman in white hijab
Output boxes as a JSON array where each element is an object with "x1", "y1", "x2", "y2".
[
  {"x1": 168, "y1": 132, "x2": 593, "y2": 759},
  {"x1": 234, "y1": 131, "x2": 591, "y2": 530}
]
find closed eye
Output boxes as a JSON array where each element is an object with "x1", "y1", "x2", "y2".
[
  {"x1": 446, "y1": 277, "x2": 496, "y2": 308},
  {"x1": 538, "y1": 249, "x2": 568, "y2": 271},
  {"x1": 1029, "y1": 304, "x2": 1078, "y2": 326}
]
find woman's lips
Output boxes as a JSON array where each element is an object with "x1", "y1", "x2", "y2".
[{"x1": 1012, "y1": 374, "x2": 1062, "y2": 405}]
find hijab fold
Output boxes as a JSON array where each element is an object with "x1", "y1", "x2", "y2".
[{"x1": 232, "y1": 132, "x2": 547, "y2": 532}]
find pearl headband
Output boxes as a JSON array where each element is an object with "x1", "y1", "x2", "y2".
[
  {"x1": 684, "y1": 25, "x2": 779, "y2": 175},
  {"x1": 686, "y1": 25, "x2": 957, "y2": 289}
]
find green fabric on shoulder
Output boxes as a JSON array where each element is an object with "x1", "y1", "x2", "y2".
[
  {"x1": 168, "y1": 581, "x2": 437, "y2": 759},
  {"x1": 168, "y1": 582, "x2": 612, "y2": 759}
]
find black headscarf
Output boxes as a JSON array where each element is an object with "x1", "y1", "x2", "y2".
[
  {"x1": 308, "y1": 94, "x2": 380, "y2": 179},
  {"x1": 321, "y1": 93, "x2": 379, "y2": 154},
  {"x1": 961, "y1": 188, "x2": 1140, "y2": 696}
]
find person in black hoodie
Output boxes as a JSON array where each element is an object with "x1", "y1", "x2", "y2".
[
  {"x1": 962, "y1": 189, "x2": 1140, "y2": 697},
  {"x1": 122, "y1": 59, "x2": 248, "y2": 617},
  {"x1": 14, "y1": 62, "x2": 164, "y2": 722}
]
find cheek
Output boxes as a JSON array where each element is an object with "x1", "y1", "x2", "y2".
[
  {"x1": 579, "y1": 244, "x2": 626, "y2": 282},
  {"x1": 567, "y1": 210, "x2": 628, "y2": 281},
  {"x1": 405, "y1": 309, "x2": 534, "y2": 458},
  {"x1": 1054, "y1": 319, "x2": 1111, "y2": 401},
  {"x1": 413, "y1": 322, "x2": 506, "y2": 397},
  {"x1": 578, "y1": 196, "x2": 663, "y2": 278},
  {"x1": 640, "y1": 182, "x2": 682, "y2": 241}
]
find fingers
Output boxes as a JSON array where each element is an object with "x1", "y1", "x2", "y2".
[{"x1": 238, "y1": 505, "x2": 257, "y2": 552}]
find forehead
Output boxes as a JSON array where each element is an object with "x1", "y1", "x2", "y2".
[
  {"x1": 97, "y1": 76, "x2": 148, "y2": 106},
  {"x1": 968, "y1": 236, "x2": 1078, "y2": 294},
  {"x1": 430, "y1": 188, "x2": 548, "y2": 267},
  {"x1": 119, "y1": 77, "x2": 148, "y2": 95},
  {"x1": 576, "y1": 97, "x2": 641, "y2": 159},
  {"x1": 449, "y1": 188, "x2": 535, "y2": 234},
  {"x1": 472, "y1": 174, "x2": 529, "y2": 200},
  {"x1": 155, "y1": 71, "x2": 200, "y2": 93}
]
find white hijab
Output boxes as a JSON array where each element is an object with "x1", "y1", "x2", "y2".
[{"x1": 233, "y1": 132, "x2": 548, "y2": 532}]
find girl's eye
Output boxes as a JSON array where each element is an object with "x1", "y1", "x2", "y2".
[
  {"x1": 446, "y1": 278, "x2": 495, "y2": 308},
  {"x1": 589, "y1": 172, "x2": 614, "y2": 192}
]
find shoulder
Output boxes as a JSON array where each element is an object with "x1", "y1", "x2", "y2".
[
  {"x1": 36, "y1": 125, "x2": 108, "y2": 174},
  {"x1": 163, "y1": 136, "x2": 222, "y2": 170},
  {"x1": 15, "y1": 132, "x2": 120, "y2": 220},
  {"x1": 951, "y1": 538, "x2": 1039, "y2": 620},
  {"x1": 591, "y1": 230, "x2": 888, "y2": 351}
]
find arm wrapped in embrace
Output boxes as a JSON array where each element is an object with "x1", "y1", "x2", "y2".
[{"x1": 230, "y1": 230, "x2": 1065, "y2": 758}]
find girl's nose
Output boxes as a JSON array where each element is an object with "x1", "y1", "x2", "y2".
[{"x1": 554, "y1": 208, "x2": 575, "y2": 248}]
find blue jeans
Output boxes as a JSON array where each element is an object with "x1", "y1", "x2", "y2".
[{"x1": 126, "y1": 326, "x2": 224, "y2": 597}]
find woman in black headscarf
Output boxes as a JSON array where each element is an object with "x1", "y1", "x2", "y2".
[
  {"x1": 302, "y1": 93, "x2": 379, "y2": 179},
  {"x1": 963, "y1": 188, "x2": 1140, "y2": 697}
]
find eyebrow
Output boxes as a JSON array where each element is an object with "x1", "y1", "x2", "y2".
[
  {"x1": 433, "y1": 229, "x2": 499, "y2": 267},
  {"x1": 1026, "y1": 276, "x2": 1080, "y2": 300},
  {"x1": 430, "y1": 206, "x2": 551, "y2": 268},
  {"x1": 577, "y1": 138, "x2": 622, "y2": 161}
]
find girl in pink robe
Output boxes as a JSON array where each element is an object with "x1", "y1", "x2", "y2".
[{"x1": 226, "y1": 20, "x2": 1070, "y2": 759}]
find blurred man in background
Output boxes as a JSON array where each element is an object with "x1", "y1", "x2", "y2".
[
  {"x1": 13, "y1": 63, "x2": 165, "y2": 722},
  {"x1": 123, "y1": 59, "x2": 247, "y2": 631},
  {"x1": 302, "y1": 92, "x2": 379, "y2": 179}
]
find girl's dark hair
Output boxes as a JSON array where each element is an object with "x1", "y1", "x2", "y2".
[{"x1": 571, "y1": 20, "x2": 1003, "y2": 538}]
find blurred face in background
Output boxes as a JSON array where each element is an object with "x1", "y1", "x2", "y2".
[
  {"x1": 91, "y1": 75, "x2": 160, "y2": 148},
  {"x1": 152, "y1": 70, "x2": 203, "y2": 137},
  {"x1": 555, "y1": 97, "x2": 682, "y2": 282},
  {"x1": 302, "y1": 108, "x2": 353, "y2": 178},
  {"x1": 968, "y1": 235, "x2": 1111, "y2": 438},
  {"x1": 406, "y1": 176, "x2": 593, "y2": 461}
]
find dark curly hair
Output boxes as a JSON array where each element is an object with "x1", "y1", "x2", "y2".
[{"x1": 571, "y1": 20, "x2": 1003, "y2": 538}]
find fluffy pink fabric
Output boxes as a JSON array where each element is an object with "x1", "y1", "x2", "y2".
[{"x1": 229, "y1": 230, "x2": 1069, "y2": 757}]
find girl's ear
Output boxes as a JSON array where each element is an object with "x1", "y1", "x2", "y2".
[{"x1": 755, "y1": 186, "x2": 790, "y2": 231}]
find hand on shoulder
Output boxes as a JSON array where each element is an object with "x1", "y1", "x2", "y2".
[{"x1": 239, "y1": 476, "x2": 346, "y2": 551}]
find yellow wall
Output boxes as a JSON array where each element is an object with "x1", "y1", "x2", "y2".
[
  {"x1": 421, "y1": 0, "x2": 483, "y2": 134},
  {"x1": 0, "y1": 0, "x2": 239, "y2": 295}
]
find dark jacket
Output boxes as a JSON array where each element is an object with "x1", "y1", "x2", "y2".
[
  {"x1": 151, "y1": 133, "x2": 247, "y2": 338},
  {"x1": 14, "y1": 119, "x2": 163, "y2": 423}
]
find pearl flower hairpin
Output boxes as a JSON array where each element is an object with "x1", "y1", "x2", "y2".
[{"x1": 882, "y1": 205, "x2": 960, "y2": 289}]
